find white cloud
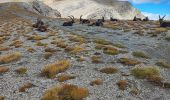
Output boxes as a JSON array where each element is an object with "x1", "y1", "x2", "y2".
[{"x1": 142, "y1": 12, "x2": 170, "y2": 20}]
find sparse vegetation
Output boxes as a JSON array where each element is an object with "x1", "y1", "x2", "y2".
[
  {"x1": 118, "y1": 58, "x2": 140, "y2": 66},
  {"x1": 156, "y1": 60, "x2": 170, "y2": 68},
  {"x1": 57, "y1": 74, "x2": 75, "y2": 82},
  {"x1": 41, "y1": 84, "x2": 89, "y2": 100},
  {"x1": 99, "y1": 67, "x2": 118, "y2": 74},
  {"x1": 0, "y1": 66, "x2": 9, "y2": 73},
  {"x1": 36, "y1": 42, "x2": 48, "y2": 46},
  {"x1": 103, "y1": 46, "x2": 119, "y2": 55},
  {"x1": 91, "y1": 56, "x2": 102, "y2": 63},
  {"x1": 42, "y1": 60, "x2": 70, "y2": 78},
  {"x1": 0, "y1": 96, "x2": 4, "y2": 100},
  {"x1": 45, "y1": 47, "x2": 56, "y2": 52},
  {"x1": 27, "y1": 47, "x2": 36, "y2": 53},
  {"x1": 116, "y1": 80, "x2": 128, "y2": 90},
  {"x1": 15, "y1": 67, "x2": 27, "y2": 74},
  {"x1": 131, "y1": 66, "x2": 160, "y2": 79},
  {"x1": 65, "y1": 45, "x2": 85, "y2": 54},
  {"x1": 19, "y1": 83, "x2": 34, "y2": 92},
  {"x1": 90, "y1": 79, "x2": 103, "y2": 86},
  {"x1": 69, "y1": 35, "x2": 86, "y2": 43},
  {"x1": 44, "y1": 52, "x2": 53, "y2": 59},
  {"x1": 0, "y1": 52, "x2": 22, "y2": 64},
  {"x1": 132, "y1": 51, "x2": 149, "y2": 58}
]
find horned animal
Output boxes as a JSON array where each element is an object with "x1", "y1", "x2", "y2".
[
  {"x1": 80, "y1": 15, "x2": 90, "y2": 24},
  {"x1": 110, "y1": 17, "x2": 118, "y2": 21},
  {"x1": 88, "y1": 17, "x2": 105, "y2": 26},
  {"x1": 63, "y1": 16, "x2": 75, "y2": 26},
  {"x1": 133, "y1": 16, "x2": 142, "y2": 21},
  {"x1": 143, "y1": 17, "x2": 149, "y2": 21},
  {"x1": 159, "y1": 15, "x2": 170, "y2": 27}
]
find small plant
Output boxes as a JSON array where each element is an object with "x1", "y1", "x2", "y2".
[
  {"x1": 99, "y1": 67, "x2": 118, "y2": 74},
  {"x1": 129, "y1": 87, "x2": 139, "y2": 95},
  {"x1": 0, "y1": 52, "x2": 22, "y2": 64},
  {"x1": 19, "y1": 83, "x2": 34, "y2": 92},
  {"x1": 65, "y1": 45, "x2": 85, "y2": 54},
  {"x1": 156, "y1": 60, "x2": 170, "y2": 68},
  {"x1": 131, "y1": 66, "x2": 160, "y2": 79},
  {"x1": 0, "y1": 46, "x2": 10, "y2": 51},
  {"x1": 69, "y1": 35, "x2": 86, "y2": 43},
  {"x1": 27, "y1": 35, "x2": 45, "y2": 40},
  {"x1": 41, "y1": 84, "x2": 89, "y2": 100},
  {"x1": 90, "y1": 79, "x2": 103, "y2": 86},
  {"x1": 116, "y1": 80, "x2": 128, "y2": 90},
  {"x1": 146, "y1": 75, "x2": 162, "y2": 85},
  {"x1": 41, "y1": 60, "x2": 70, "y2": 78},
  {"x1": 103, "y1": 46, "x2": 119, "y2": 55},
  {"x1": 9, "y1": 40, "x2": 22, "y2": 48},
  {"x1": 36, "y1": 42, "x2": 48, "y2": 46},
  {"x1": 45, "y1": 47, "x2": 56, "y2": 52},
  {"x1": 91, "y1": 56, "x2": 102, "y2": 63},
  {"x1": 0, "y1": 66, "x2": 9, "y2": 73},
  {"x1": 27, "y1": 47, "x2": 36, "y2": 53},
  {"x1": 118, "y1": 58, "x2": 140, "y2": 66},
  {"x1": 15, "y1": 67, "x2": 27, "y2": 74},
  {"x1": 0, "y1": 96, "x2": 4, "y2": 100},
  {"x1": 57, "y1": 74, "x2": 75, "y2": 82},
  {"x1": 94, "y1": 39, "x2": 112, "y2": 45},
  {"x1": 77, "y1": 56, "x2": 85, "y2": 62},
  {"x1": 132, "y1": 51, "x2": 149, "y2": 58},
  {"x1": 44, "y1": 52, "x2": 53, "y2": 59}
]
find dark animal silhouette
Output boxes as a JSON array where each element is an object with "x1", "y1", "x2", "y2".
[
  {"x1": 133, "y1": 16, "x2": 142, "y2": 21},
  {"x1": 110, "y1": 17, "x2": 118, "y2": 21},
  {"x1": 32, "y1": 18, "x2": 47, "y2": 32},
  {"x1": 63, "y1": 16, "x2": 75, "y2": 26},
  {"x1": 143, "y1": 17, "x2": 149, "y2": 21},
  {"x1": 80, "y1": 15, "x2": 90, "y2": 24},
  {"x1": 159, "y1": 15, "x2": 170, "y2": 27},
  {"x1": 89, "y1": 16, "x2": 105, "y2": 26}
]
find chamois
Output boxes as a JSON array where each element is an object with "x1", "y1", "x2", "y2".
[
  {"x1": 32, "y1": 18, "x2": 48, "y2": 32},
  {"x1": 110, "y1": 17, "x2": 118, "y2": 21},
  {"x1": 143, "y1": 17, "x2": 149, "y2": 21},
  {"x1": 63, "y1": 16, "x2": 75, "y2": 26},
  {"x1": 89, "y1": 16, "x2": 105, "y2": 26},
  {"x1": 159, "y1": 15, "x2": 170, "y2": 27},
  {"x1": 80, "y1": 15, "x2": 90, "y2": 24},
  {"x1": 133, "y1": 16, "x2": 142, "y2": 21}
]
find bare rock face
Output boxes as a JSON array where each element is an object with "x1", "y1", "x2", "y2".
[{"x1": 44, "y1": 0, "x2": 145, "y2": 19}]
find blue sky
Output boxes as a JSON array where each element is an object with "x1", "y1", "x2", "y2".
[{"x1": 122, "y1": 0, "x2": 170, "y2": 20}]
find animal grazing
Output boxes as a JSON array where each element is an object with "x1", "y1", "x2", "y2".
[
  {"x1": 80, "y1": 15, "x2": 90, "y2": 24},
  {"x1": 32, "y1": 18, "x2": 47, "y2": 32},
  {"x1": 63, "y1": 16, "x2": 75, "y2": 26},
  {"x1": 89, "y1": 16, "x2": 105, "y2": 26},
  {"x1": 133, "y1": 16, "x2": 142, "y2": 21},
  {"x1": 143, "y1": 17, "x2": 149, "y2": 21},
  {"x1": 110, "y1": 17, "x2": 118, "y2": 21},
  {"x1": 159, "y1": 15, "x2": 170, "y2": 27}
]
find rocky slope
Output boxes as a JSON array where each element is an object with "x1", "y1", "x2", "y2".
[{"x1": 43, "y1": 0, "x2": 145, "y2": 19}]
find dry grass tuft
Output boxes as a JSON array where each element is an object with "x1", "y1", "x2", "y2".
[
  {"x1": 41, "y1": 84, "x2": 89, "y2": 100},
  {"x1": 94, "y1": 39, "x2": 112, "y2": 45},
  {"x1": 90, "y1": 79, "x2": 103, "y2": 86},
  {"x1": 15, "y1": 67, "x2": 27, "y2": 74},
  {"x1": 99, "y1": 67, "x2": 118, "y2": 74},
  {"x1": 27, "y1": 35, "x2": 45, "y2": 40},
  {"x1": 42, "y1": 60, "x2": 71, "y2": 78},
  {"x1": 44, "y1": 52, "x2": 53, "y2": 59},
  {"x1": 19, "y1": 83, "x2": 34, "y2": 92},
  {"x1": 45, "y1": 47, "x2": 56, "y2": 53},
  {"x1": 116, "y1": 80, "x2": 128, "y2": 90},
  {"x1": 156, "y1": 60, "x2": 170, "y2": 68},
  {"x1": 0, "y1": 96, "x2": 4, "y2": 100},
  {"x1": 131, "y1": 66, "x2": 160, "y2": 79},
  {"x1": 0, "y1": 66, "x2": 9, "y2": 73},
  {"x1": 132, "y1": 51, "x2": 149, "y2": 58},
  {"x1": 65, "y1": 45, "x2": 85, "y2": 54},
  {"x1": 118, "y1": 58, "x2": 140, "y2": 66},
  {"x1": 0, "y1": 46, "x2": 10, "y2": 51},
  {"x1": 0, "y1": 52, "x2": 21, "y2": 64},
  {"x1": 36, "y1": 42, "x2": 48, "y2": 46},
  {"x1": 9, "y1": 40, "x2": 22, "y2": 48},
  {"x1": 91, "y1": 56, "x2": 102, "y2": 63},
  {"x1": 69, "y1": 35, "x2": 86, "y2": 43},
  {"x1": 103, "y1": 46, "x2": 119, "y2": 55},
  {"x1": 57, "y1": 74, "x2": 75, "y2": 82},
  {"x1": 27, "y1": 47, "x2": 36, "y2": 53}
]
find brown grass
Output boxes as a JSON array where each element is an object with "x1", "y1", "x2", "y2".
[
  {"x1": 27, "y1": 47, "x2": 36, "y2": 53},
  {"x1": 57, "y1": 74, "x2": 75, "y2": 82},
  {"x1": 69, "y1": 35, "x2": 86, "y2": 43},
  {"x1": 41, "y1": 84, "x2": 89, "y2": 100},
  {"x1": 156, "y1": 60, "x2": 170, "y2": 68},
  {"x1": 65, "y1": 45, "x2": 85, "y2": 54},
  {"x1": 15, "y1": 67, "x2": 27, "y2": 74},
  {"x1": 0, "y1": 66, "x2": 9, "y2": 73},
  {"x1": 91, "y1": 56, "x2": 102, "y2": 63},
  {"x1": 103, "y1": 46, "x2": 119, "y2": 55},
  {"x1": 118, "y1": 58, "x2": 140, "y2": 66},
  {"x1": 90, "y1": 79, "x2": 103, "y2": 86},
  {"x1": 44, "y1": 52, "x2": 53, "y2": 59},
  {"x1": 0, "y1": 52, "x2": 21, "y2": 64},
  {"x1": 36, "y1": 42, "x2": 48, "y2": 46},
  {"x1": 45, "y1": 47, "x2": 56, "y2": 52},
  {"x1": 0, "y1": 46, "x2": 10, "y2": 51},
  {"x1": 132, "y1": 51, "x2": 149, "y2": 58},
  {"x1": 27, "y1": 35, "x2": 45, "y2": 40},
  {"x1": 9, "y1": 40, "x2": 22, "y2": 48},
  {"x1": 19, "y1": 83, "x2": 34, "y2": 92},
  {"x1": 116, "y1": 80, "x2": 128, "y2": 90},
  {"x1": 0, "y1": 96, "x2": 4, "y2": 100},
  {"x1": 42, "y1": 60, "x2": 71, "y2": 78},
  {"x1": 99, "y1": 67, "x2": 118, "y2": 74}
]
